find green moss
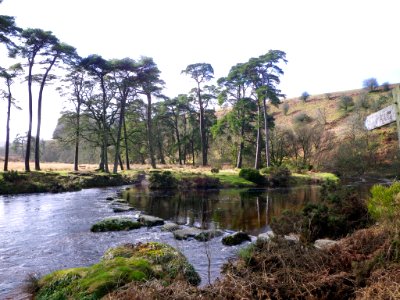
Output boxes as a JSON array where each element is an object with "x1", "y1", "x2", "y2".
[
  {"x1": 222, "y1": 232, "x2": 251, "y2": 246},
  {"x1": 90, "y1": 217, "x2": 141, "y2": 232},
  {"x1": 36, "y1": 242, "x2": 200, "y2": 299}
]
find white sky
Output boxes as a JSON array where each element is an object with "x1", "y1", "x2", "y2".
[{"x1": 1, "y1": 0, "x2": 400, "y2": 142}]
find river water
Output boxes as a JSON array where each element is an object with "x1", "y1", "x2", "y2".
[{"x1": 0, "y1": 183, "x2": 367, "y2": 298}]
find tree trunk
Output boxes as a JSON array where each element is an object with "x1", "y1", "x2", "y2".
[
  {"x1": 4, "y1": 82, "x2": 11, "y2": 171},
  {"x1": 73, "y1": 100, "x2": 81, "y2": 172},
  {"x1": 157, "y1": 136, "x2": 166, "y2": 164},
  {"x1": 118, "y1": 154, "x2": 124, "y2": 170},
  {"x1": 113, "y1": 96, "x2": 126, "y2": 173},
  {"x1": 262, "y1": 98, "x2": 271, "y2": 168},
  {"x1": 236, "y1": 118, "x2": 245, "y2": 169},
  {"x1": 174, "y1": 113, "x2": 182, "y2": 165},
  {"x1": 100, "y1": 76, "x2": 109, "y2": 172},
  {"x1": 254, "y1": 100, "x2": 262, "y2": 169},
  {"x1": 197, "y1": 83, "x2": 207, "y2": 166},
  {"x1": 123, "y1": 116, "x2": 130, "y2": 170},
  {"x1": 35, "y1": 56, "x2": 57, "y2": 171},
  {"x1": 25, "y1": 60, "x2": 34, "y2": 172},
  {"x1": 146, "y1": 93, "x2": 156, "y2": 168}
]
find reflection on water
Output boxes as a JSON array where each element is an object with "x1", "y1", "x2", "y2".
[
  {"x1": 124, "y1": 186, "x2": 321, "y2": 235},
  {"x1": 1, "y1": 183, "x2": 370, "y2": 298}
]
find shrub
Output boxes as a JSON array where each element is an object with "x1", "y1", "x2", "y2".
[
  {"x1": 238, "y1": 168, "x2": 265, "y2": 185},
  {"x1": 293, "y1": 112, "x2": 313, "y2": 124},
  {"x1": 267, "y1": 165, "x2": 291, "y2": 187},
  {"x1": 355, "y1": 92, "x2": 370, "y2": 110},
  {"x1": 3, "y1": 170, "x2": 24, "y2": 182},
  {"x1": 338, "y1": 95, "x2": 354, "y2": 111},
  {"x1": 282, "y1": 102, "x2": 290, "y2": 115},
  {"x1": 149, "y1": 171, "x2": 177, "y2": 189},
  {"x1": 210, "y1": 168, "x2": 219, "y2": 174},
  {"x1": 382, "y1": 81, "x2": 390, "y2": 91},
  {"x1": 300, "y1": 91, "x2": 310, "y2": 102}
]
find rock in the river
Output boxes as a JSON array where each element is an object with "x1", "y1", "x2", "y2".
[
  {"x1": 161, "y1": 222, "x2": 181, "y2": 232},
  {"x1": 35, "y1": 242, "x2": 200, "y2": 300},
  {"x1": 314, "y1": 239, "x2": 338, "y2": 250},
  {"x1": 257, "y1": 231, "x2": 275, "y2": 241},
  {"x1": 112, "y1": 205, "x2": 135, "y2": 213},
  {"x1": 194, "y1": 230, "x2": 224, "y2": 242},
  {"x1": 105, "y1": 196, "x2": 114, "y2": 201},
  {"x1": 138, "y1": 214, "x2": 165, "y2": 227},
  {"x1": 91, "y1": 217, "x2": 141, "y2": 232},
  {"x1": 173, "y1": 228, "x2": 203, "y2": 240},
  {"x1": 222, "y1": 232, "x2": 251, "y2": 246}
]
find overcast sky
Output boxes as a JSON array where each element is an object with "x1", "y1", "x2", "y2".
[{"x1": 1, "y1": 0, "x2": 400, "y2": 141}]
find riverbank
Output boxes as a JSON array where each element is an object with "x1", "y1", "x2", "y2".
[
  {"x1": 0, "y1": 167, "x2": 339, "y2": 195},
  {"x1": 0, "y1": 171, "x2": 139, "y2": 194}
]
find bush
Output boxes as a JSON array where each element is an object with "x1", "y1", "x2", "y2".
[
  {"x1": 2, "y1": 170, "x2": 24, "y2": 182},
  {"x1": 265, "y1": 165, "x2": 291, "y2": 187},
  {"x1": 338, "y1": 95, "x2": 354, "y2": 111},
  {"x1": 382, "y1": 81, "x2": 390, "y2": 91},
  {"x1": 282, "y1": 102, "x2": 290, "y2": 115},
  {"x1": 210, "y1": 168, "x2": 219, "y2": 174},
  {"x1": 149, "y1": 171, "x2": 177, "y2": 189},
  {"x1": 355, "y1": 92, "x2": 370, "y2": 110},
  {"x1": 238, "y1": 168, "x2": 265, "y2": 185},
  {"x1": 300, "y1": 91, "x2": 310, "y2": 102},
  {"x1": 293, "y1": 112, "x2": 313, "y2": 124}
]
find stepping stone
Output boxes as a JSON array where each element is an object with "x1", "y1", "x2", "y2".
[
  {"x1": 138, "y1": 214, "x2": 165, "y2": 227},
  {"x1": 194, "y1": 230, "x2": 224, "y2": 242},
  {"x1": 173, "y1": 228, "x2": 202, "y2": 240},
  {"x1": 222, "y1": 232, "x2": 251, "y2": 246}
]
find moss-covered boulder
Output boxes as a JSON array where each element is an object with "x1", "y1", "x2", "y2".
[
  {"x1": 222, "y1": 232, "x2": 251, "y2": 246},
  {"x1": 90, "y1": 217, "x2": 141, "y2": 232},
  {"x1": 173, "y1": 228, "x2": 202, "y2": 240},
  {"x1": 194, "y1": 230, "x2": 224, "y2": 242},
  {"x1": 34, "y1": 242, "x2": 200, "y2": 300}
]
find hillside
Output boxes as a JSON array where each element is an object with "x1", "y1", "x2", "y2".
[{"x1": 269, "y1": 83, "x2": 400, "y2": 176}]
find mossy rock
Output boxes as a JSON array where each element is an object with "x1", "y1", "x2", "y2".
[
  {"x1": 161, "y1": 222, "x2": 181, "y2": 232},
  {"x1": 138, "y1": 215, "x2": 165, "y2": 227},
  {"x1": 222, "y1": 232, "x2": 251, "y2": 246},
  {"x1": 173, "y1": 228, "x2": 203, "y2": 240},
  {"x1": 195, "y1": 230, "x2": 224, "y2": 242},
  {"x1": 35, "y1": 242, "x2": 200, "y2": 299},
  {"x1": 91, "y1": 217, "x2": 141, "y2": 232}
]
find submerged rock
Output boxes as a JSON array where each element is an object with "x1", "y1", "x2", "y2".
[
  {"x1": 112, "y1": 205, "x2": 135, "y2": 213},
  {"x1": 138, "y1": 214, "x2": 165, "y2": 227},
  {"x1": 34, "y1": 242, "x2": 200, "y2": 300},
  {"x1": 173, "y1": 228, "x2": 202, "y2": 240},
  {"x1": 222, "y1": 232, "x2": 251, "y2": 246},
  {"x1": 105, "y1": 196, "x2": 114, "y2": 201},
  {"x1": 90, "y1": 217, "x2": 141, "y2": 232},
  {"x1": 194, "y1": 230, "x2": 224, "y2": 242},
  {"x1": 161, "y1": 222, "x2": 181, "y2": 232}
]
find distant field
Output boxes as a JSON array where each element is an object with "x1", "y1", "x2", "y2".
[{"x1": 0, "y1": 161, "x2": 224, "y2": 172}]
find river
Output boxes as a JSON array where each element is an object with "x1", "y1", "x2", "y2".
[{"x1": 0, "y1": 183, "x2": 370, "y2": 298}]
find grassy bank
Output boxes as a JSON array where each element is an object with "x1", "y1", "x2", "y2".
[{"x1": 0, "y1": 170, "x2": 138, "y2": 195}]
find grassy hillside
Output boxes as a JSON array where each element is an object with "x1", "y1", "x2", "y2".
[{"x1": 269, "y1": 83, "x2": 400, "y2": 176}]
